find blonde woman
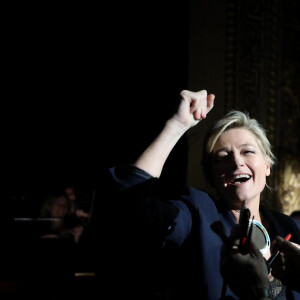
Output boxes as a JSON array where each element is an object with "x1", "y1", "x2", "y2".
[{"x1": 108, "y1": 90, "x2": 300, "y2": 299}]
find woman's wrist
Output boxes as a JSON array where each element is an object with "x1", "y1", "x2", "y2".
[{"x1": 165, "y1": 118, "x2": 190, "y2": 136}]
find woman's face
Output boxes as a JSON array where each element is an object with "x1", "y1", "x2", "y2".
[
  {"x1": 51, "y1": 196, "x2": 68, "y2": 218},
  {"x1": 211, "y1": 128, "x2": 270, "y2": 207}
]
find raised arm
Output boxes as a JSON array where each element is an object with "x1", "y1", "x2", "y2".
[{"x1": 134, "y1": 90, "x2": 215, "y2": 177}]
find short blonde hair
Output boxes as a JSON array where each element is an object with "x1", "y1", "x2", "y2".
[{"x1": 202, "y1": 110, "x2": 277, "y2": 185}]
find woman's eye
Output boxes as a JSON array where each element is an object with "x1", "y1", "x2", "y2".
[
  {"x1": 214, "y1": 153, "x2": 228, "y2": 161},
  {"x1": 243, "y1": 150, "x2": 255, "y2": 155}
]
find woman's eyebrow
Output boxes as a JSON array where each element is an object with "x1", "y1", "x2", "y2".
[
  {"x1": 214, "y1": 144, "x2": 257, "y2": 153},
  {"x1": 237, "y1": 143, "x2": 257, "y2": 149}
]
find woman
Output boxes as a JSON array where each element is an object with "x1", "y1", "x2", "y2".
[
  {"x1": 39, "y1": 190, "x2": 84, "y2": 243},
  {"x1": 108, "y1": 90, "x2": 300, "y2": 299}
]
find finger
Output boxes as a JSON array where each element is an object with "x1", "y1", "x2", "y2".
[
  {"x1": 273, "y1": 236, "x2": 300, "y2": 254},
  {"x1": 192, "y1": 106, "x2": 202, "y2": 120},
  {"x1": 200, "y1": 100, "x2": 208, "y2": 119},
  {"x1": 207, "y1": 94, "x2": 215, "y2": 112},
  {"x1": 271, "y1": 253, "x2": 286, "y2": 279},
  {"x1": 200, "y1": 92, "x2": 214, "y2": 119},
  {"x1": 194, "y1": 104, "x2": 206, "y2": 120},
  {"x1": 189, "y1": 97, "x2": 199, "y2": 113},
  {"x1": 180, "y1": 90, "x2": 205, "y2": 107},
  {"x1": 190, "y1": 90, "x2": 207, "y2": 120},
  {"x1": 271, "y1": 235, "x2": 283, "y2": 252},
  {"x1": 189, "y1": 90, "x2": 207, "y2": 109},
  {"x1": 290, "y1": 241, "x2": 300, "y2": 250},
  {"x1": 200, "y1": 90, "x2": 208, "y2": 118}
]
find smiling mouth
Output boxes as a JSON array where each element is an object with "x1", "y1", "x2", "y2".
[{"x1": 225, "y1": 174, "x2": 252, "y2": 186}]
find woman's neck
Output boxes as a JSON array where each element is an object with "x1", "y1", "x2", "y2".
[{"x1": 231, "y1": 201, "x2": 261, "y2": 224}]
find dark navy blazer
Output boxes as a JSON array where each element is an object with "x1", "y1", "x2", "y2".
[{"x1": 108, "y1": 165, "x2": 300, "y2": 300}]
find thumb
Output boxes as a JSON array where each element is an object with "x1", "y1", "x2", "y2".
[{"x1": 206, "y1": 94, "x2": 215, "y2": 112}]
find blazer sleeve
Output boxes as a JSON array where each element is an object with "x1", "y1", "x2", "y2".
[{"x1": 106, "y1": 164, "x2": 185, "y2": 248}]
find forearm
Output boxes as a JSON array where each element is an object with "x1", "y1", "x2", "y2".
[{"x1": 134, "y1": 118, "x2": 188, "y2": 178}]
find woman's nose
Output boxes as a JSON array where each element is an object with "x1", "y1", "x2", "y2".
[{"x1": 231, "y1": 154, "x2": 244, "y2": 168}]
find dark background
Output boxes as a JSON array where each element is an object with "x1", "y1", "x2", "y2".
[
  {"x1": 3, "y1": 1, "x2": 190, "y2": 215},
  {"x1": 2, "y1": 2, "x2": 191, "y2": 297}
]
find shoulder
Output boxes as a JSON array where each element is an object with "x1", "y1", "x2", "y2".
[
  {"x1": 291, "y1": 216, "x2": 300, "y2": 230},
  {"x1": 263, "y1": 207, "x2": 300, "y2": 243},
  {"x1": 267, "y1": 208, "x2": 300, "y2": 226}
]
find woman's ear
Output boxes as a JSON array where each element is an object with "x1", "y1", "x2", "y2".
[{"x1": 265, "y1": 163, "x2": 271, "y2": 176}]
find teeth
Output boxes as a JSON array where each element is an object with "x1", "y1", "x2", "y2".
[
  {"x1": 225, "y1": 174, "x2": 251, "y2": 185},
  {"x1": 234, "y1": 174, "x2": 250, "y2": 180}
]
